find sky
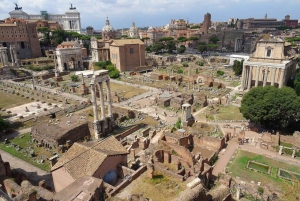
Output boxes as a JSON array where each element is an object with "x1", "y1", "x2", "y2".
[{"x1": 0, "y1": 0, "x2": 299, "y2": 30}]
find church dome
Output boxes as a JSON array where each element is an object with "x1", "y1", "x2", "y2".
[
  {"x1": 129, "y1": 22, "x2": 137, "y2": 32},
  {"x1": 102, "y1": 17, "x2": 114, "y2": 32},
  {"x1": 147, "y1": 26, "x2": 154, "y2": 32}
]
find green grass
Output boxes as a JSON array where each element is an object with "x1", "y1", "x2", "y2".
[
  {"x1": 149, "y1": 174, "x2": 166, "y2": 184},
  {"x1": 0, "y1": 133, "x2": 51, "y2": 171},
  {"x1": 280, "y1": 141, "x2": 293, "y2": 148},
  {"x1": 228, "y1": 150, "x2": 300, "y2": 187},
  {"x1": 215, "y1": 105, "x2": 246, "y2": 121},
  {"x1": 0, "y1": 91, "x2": 32, "y2": 109},
  {"x1": 248, "y1": 162, "x2": 270, "y2": 174}
]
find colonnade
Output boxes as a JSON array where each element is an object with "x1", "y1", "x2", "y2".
[
  {"x1": 0, "y1": 47, "x2": 9, "y2": 67},
  {"x1": 90, "y1": 71, "x2": 113, "y2": 139},
  {"x1": 241, "y1": 65, "x2": 286, "y2": 90}
]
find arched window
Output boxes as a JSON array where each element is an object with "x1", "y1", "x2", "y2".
[
  {"x1": 266, "y1": 49, "x2": 271, "y2": 57},
  {"x1": 266, "y1": 47, "x2": 272, "y2": 57}
]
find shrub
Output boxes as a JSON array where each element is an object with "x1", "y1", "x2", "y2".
[
  {"x1": 70, "y1": 75, "x2": 80, "y2": 82},
  {"x1": 175, "y1": 117, "x2": 181, "y2": 129},
  {"x1": 177, "y1": 68, "x2": 183, "y2": 74},
  {"x1": 198, "y1": 61, "x2": 204, "y2": 66},
  {"x1": 257, "y1": 186, "x2": 264, "y2": 194},
  {"x1": 217, "y1": 70, "x2": 224, "y2": 77},
  {"x1": 182, "y1": 62, "x2": 189, "y2": 67}
]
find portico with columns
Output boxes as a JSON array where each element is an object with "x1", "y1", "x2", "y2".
[
  {"x1": 0, "y1": 46, "x2": 9, "y2": 67},
  {"x1": 240, "y1": 62, "x2": 294, "y2": 90},
  {"x1": 240, "y1": 37, "x2": 297, "y2": 91},
  {"x1": 90, "y1": 70, "x2": 116, "y2": 139}
]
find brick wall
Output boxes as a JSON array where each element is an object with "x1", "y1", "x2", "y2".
[{"x1": 158, "y1": 140, "x2": 194, "y2": 167}]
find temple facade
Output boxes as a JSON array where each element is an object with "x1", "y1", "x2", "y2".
[{"x1": 240, "y1": 36, "x2": 297, "y2": 90}]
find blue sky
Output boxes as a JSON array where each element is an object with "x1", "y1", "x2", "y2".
[{"x1": 0, "y1": 0, "x2": 298, "y2": 30}]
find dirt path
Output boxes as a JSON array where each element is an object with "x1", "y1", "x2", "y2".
[
  {"x1": 0, "y1": 150, "x2": 53, "y2": 189},
  {"x1": 212, "y1": 141, "x2": 238, "y2": 180}
]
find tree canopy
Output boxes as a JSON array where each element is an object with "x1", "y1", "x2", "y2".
[
  {"x1": 240, "y1": 86, "x2": 300, "y2": 129},
  {"x1": 177, "y1": 45, "x2": 186, "y2": 54},
  {"x1": 232, "y1": 60, "x2": 243, "y2": 76},
  {"x1": 0, "y1": 117, "x2": 9, "y2": 134},
  {"x1": 209, "y1": 36, "x2": 219, "y2": 44}
]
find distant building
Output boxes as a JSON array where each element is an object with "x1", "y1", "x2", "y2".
[
  {"x1": 0, "y1": 18, "x2": 42, "y2": 59},
  {"x1": 128, "y1": 22, "x2": 139, "y2": 38},
  {"x1": 283, "y1": 15, "x2": 298, "y2": 28},
  {"x1": 91, "y1": 38, "x2": 146, "y2": 72},
  {"x1": 241, "y1": 36, "x2": 297, "y2": 90},
  {"x1": 110, "y1": 39, "x2": 146, "y2": 72},
  {"x1": 86, "y1": 26, "x2": 102, "y2": 37},
  {"x1": 237, "y1": 15, "x2": 285, "y2": 30},
  {"x1": 27, "y1": 19, "x2": 61, "y2": 30},
  {"x1": 146, "y1": 27, "x2": 165, "y2": 45},
  {"x1": 9, "y1": 3, "x2": 81, "y2": 33},
  {"x1": 202, "y1": 13, "x2": 212, "y2": 34},
  {"x1": 102, "y1": 17, "x2": 116, "y2": 40}
]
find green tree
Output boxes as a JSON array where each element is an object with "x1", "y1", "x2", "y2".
[
  {"x1": 232, "y1": 60, "x2": 244, "y2": 76},
  {"x1": 198, "y1": 61, "x2": 204, "y2": 66},
  {"x1": 188, "y1": 36, "x2": 199, "y2": 41},
  {"x1": 197, "y1": 42, "x2": 207, "y2": 53},
  {"x1": 165, "y1": 40, "x2": 176, "y2": 53},
  {"x1": 177, "y1": 37, "x2": 188, "y2": 42},
  {"x1": 145, "y1": 45, "x2": 152, "y2": 52},
  {"x1": 0, "y1": 117, "x2": 9, "y2": 134},
  {"x1": 159, "y1": 37, "x2": 174, "y2": 42},
  {"x1": 209, "y1": 36, "x2": 219, "y2": 44},
  {"x1": 190, "y1": 25, "x2": 200, "y2": 29},
  {"x1": 207, "y1": 43, "x2": 218, "y2": 50},
  {"x1": 240, "y1": 86, "x2": 300, "y2": 129},
  {"x1": 151, "y1": 43, "x2": 164, "y2": 53},
  {"x1": 178, "y1": 45, "x2": 186, "y2": 54},
  {"x1": 182, "y1": 62, "x2": 189, "y2": 67},
  {"x1": 70, "y1": 75, "x2": 80, "y2": 82}
]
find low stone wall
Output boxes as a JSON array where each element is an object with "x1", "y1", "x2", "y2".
[
  {"x1": 280, "y1": 135, "x2": 294, "y2": 145},
  {"x1": 115, "y1": 125, "x2": 141, "y2": 141},
  {"x1": 193, "y1": 136, "x2": 225, "y2": 152},
  {"x1": 154, "y1": 162, "x2": 184, "y2": 181},
  {"x1": 106, "y1": 166, "x2": 147, "y2": 197}
]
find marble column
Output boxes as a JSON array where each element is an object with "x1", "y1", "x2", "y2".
[
  {"x1": 90, "y1": 83, "x2": 98, "y2": 122},
  {"x1": 279, "y1": 69, "x2": 284, "y2": 88},
  {"x1": 106, "y1": 80, "x2": 113, "y2": 117},
  {"x1": 9, "y1": 46, "x2": 15, "y2": 66},
  {"x1": 271, "y1": 68, "x2": 276, "y2": 86},
  {"x1": 263, "y1": 68, "x2": 268, "y2": 87},
  {"x1": 13, "y1": 47, "x2": 18, "y2": 67},
  {"x1": 98, "y1": 82, "x2": 106, "y2": 120},
  {"x1": 240, "y1": 65, "x2": 246, "y2": 90},
  {"x1": 255, "y1": 66, "x2": 260, "y2": 87},
  {"x1": 247, "y1": 66, "x2": 253, "y2": 90},
  {"x1": 0, "y1": 52, "x2": 4, "y2": 67}
]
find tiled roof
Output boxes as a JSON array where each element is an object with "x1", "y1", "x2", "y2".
[
  {"x1": 111, "y1": 39, "x2": 144, "y2": 46},
  {"x1": 51, "y1": 136, "x2": 127, "y2": 179}
]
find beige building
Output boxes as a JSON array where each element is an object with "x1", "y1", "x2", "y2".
[
  {"x1": 0, "y1": 18, "x2": 42, "y2": 60},
  {"x1": 110, "y1": 39, "x2": 145, "y2": 72},
  {"x1": 241, "y1": 36, "x2": 297, "y2": 90},
  {"x1": 91, "y1": 38, "x2": 146, "y2": 72}
]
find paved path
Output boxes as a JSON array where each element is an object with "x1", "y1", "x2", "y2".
[
  {"x1": 0, "y1": 150, "x2": 53, "y2": 189},
  {"x1": 4, "y1": 127, "x2": 31, "y2": 139},
  {"x1": 5, "y1": 80, "x2": 87, "y2": 102},
  {"x1": 212, "y1": 141, "x2": 238, "y2": 180}
]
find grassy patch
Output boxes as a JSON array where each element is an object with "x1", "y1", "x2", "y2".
[
  {"x1": 0, "y1": 91, "x2": 32, "y2": 109},
  {"x1": 280, "y1": 141, "x2": 293, "y2": 148},
  {"x1": 149, "y1": 174, "x2": 166, "y2": 184},
  {"x1": 0, "y1": 133, "x2": 51, "y2": 171},
  {"x1": 214, "y1": 105, "x2": 246, "y2": 121},
  {"x1": 228, "y1": 150, "x2": 300, "y2": 188}
]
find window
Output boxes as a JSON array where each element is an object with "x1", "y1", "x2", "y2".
[
  {"x1": 266, "y1": 49, "x2": 271, "y2": 57},
  {"x1": 130, "y1": 48, "x2": 134, "y2": 54}
]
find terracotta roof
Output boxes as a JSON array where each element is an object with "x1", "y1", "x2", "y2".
[
  {"x1": 0, "y1": 24, "x2": 16, "y2": 27},
  {"x1": 51, "y1": 136, "x2": 127, "y2": 179},
  {"x1": 111, "y1": 39, "x2": 144, "y2": 46},
  {"x1": 53, "y1": 176, "x2": 102, "y2": 201}
]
